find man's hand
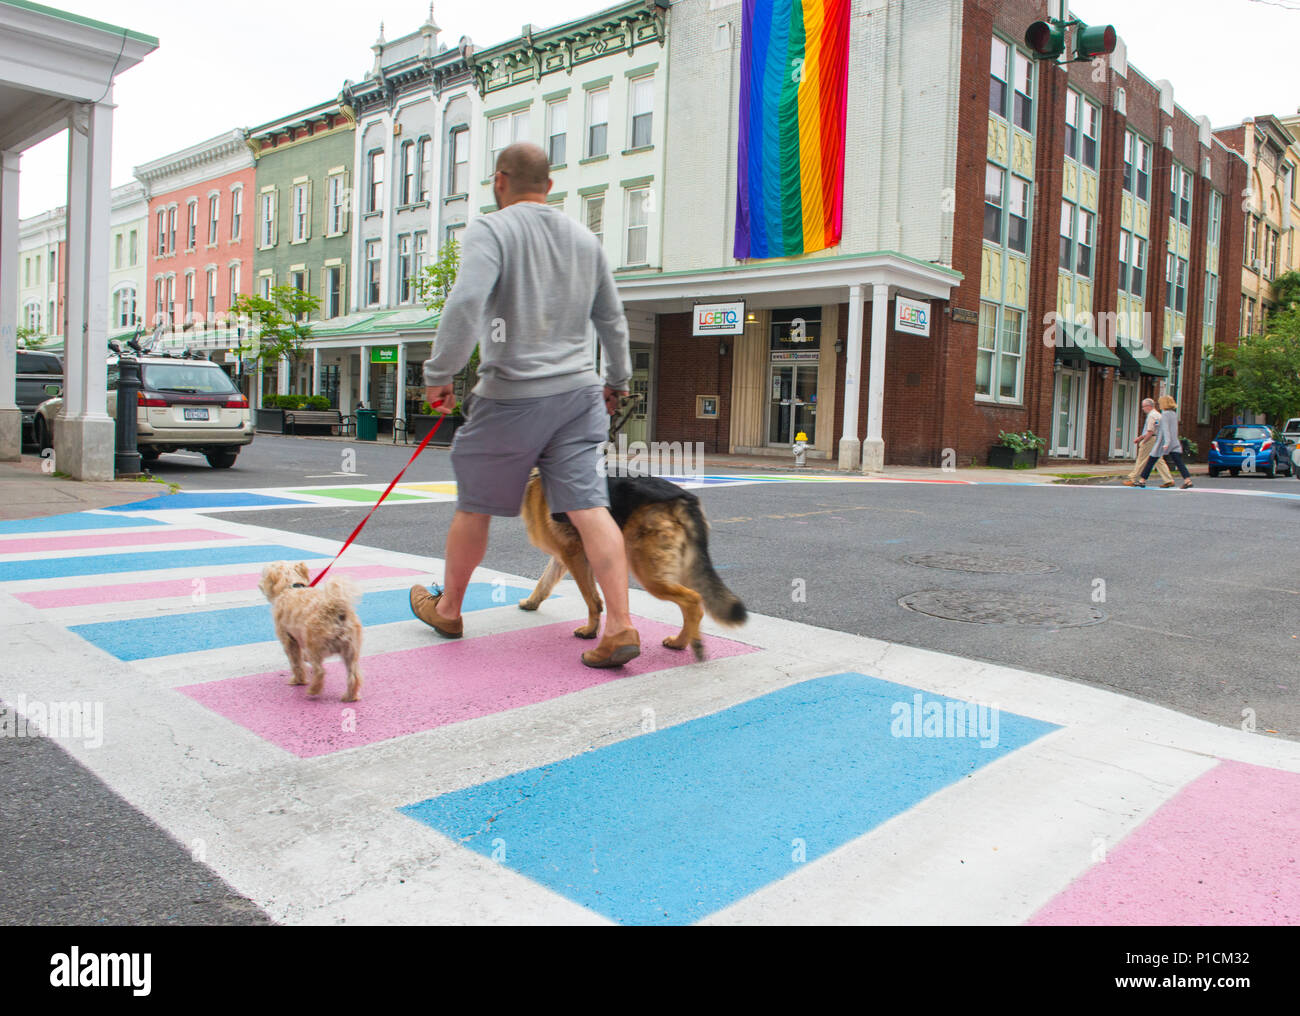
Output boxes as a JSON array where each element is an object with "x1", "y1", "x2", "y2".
[
  {"x1": 604, "y1": 386, "x2": 629, "y2": 416},
  {"x1": 425, "y1": 385, "x2": 455, "y2": 415}
]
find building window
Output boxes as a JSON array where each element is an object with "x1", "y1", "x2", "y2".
[
  {"x1": 397, "y1": 234, "x2": 412, "y2": 303},
  {"x1": 185, "y1": 271, "x2": 196, "y2": 318},
  {"x1": 157, "y1": 210, "x2": 166, "y2": 255},
  {"x1": 228, "y1": 264, "x2": 240, "y2": 310},
  {"x1": 23, "y1": 300, "x2": 40, "y2": 333},
  {"x1": 1170, "y1": 164, "x2": 1193, "y2": 228},
  {"x1": 260, "y1": 191, "x2": 276, "y2": 248},
  {"x1": 1060, "y1": 202, "x2": 1075, "y2": 270},
  {"x1": 231, "y1": 185, "x2": 243, "y2": 241},
  {"x1": 154, "y1": 279, "x2": 163, "y2": 323},
  {"x1": 114, "y1": 233, "x2": 123, "y2": 270},
  {"x1": 488, "y1": 109, "x2": 530, "y2": 173},
  {"x1": 1123, "y1": 131, "x2": 1151, "y2": 201},
  {"x1": 1012, "y1": 50, "x2": 1033, "y2": 132},
  {"x1": 629, "y1": 75, "x2": 653, "y2": 149},
  {"x1": 258, "y1": 274, "x2": 272, "y2": 301},
  {"x1": 206, "y1": 268, "x2": 217, "y2": 318},
  {"x1": 129, "y1": 229, "x2": 138, "y2": 266},
  {"x1": 290, "y1": 270, "x2": 308, "y2": 320},
  {"x1": 989, "y1": 37, "x2": 1009, "y2": 120},
  {"x1": 418, "y1": 137, "x2": 432, "y2": 202},
  {"x1": 1208, "y1": 190, "x2": 1222, "y2": 247},
  {"x1": 1065, "y1": 90, "x2": 1098, "y2": 169},
  {"x1": 187, "y1": 199, "x2": 197, "y2": 250},
  {"x1": 1205, "y1": 271, "x2": 1218, "y2": 325},
  {"x1": 584, "y1": 194, "x2": 605, "y2": 244},
  {"x1": 365, "y1": 239, "x2": 381, "y2": 306},
  {"x1": 208, "y1": 194, "x2": 220, "y2": 245},
  {"x1": 586, "y1": 87, "x2": 609, "y2": 158},
  {"x1": 327, "y1": 173, "x2": 346, "y2": 235},
  {"x1": 414, "y1": 231, "x2": 427, "y2": 280},
  {"x1": 325, "y1": 266, "x2": 344, "y2": 319},
  {"x1": 165, "y1": 275, "x2": 175, "y2": 322},
  {"x1": 1166, "y1": 255, "x2": 1188, "y2": 313},
  {"x1": 368, "y1": 149, "x2": 384, "y2": 213},
  {"x1": 625, "y1": 187, "x2": 650, "y2": 266},
  {"x1": 291, "y1": 182, "x2": 310, "y2": 243},
  {"x1": 1130, "y1": 235, "x2": 1147, "y2": 296},
  {"x1": 400, "y1": 141, "x2": 416, "y2": 205},
  {"x1": 546, "y1": 100, "x2": 567, "y2": 166},
  {"x1": 446, "y1": 224, "x2": 465, "y2": 249},
  {"x1": 1075, "y1": 208, "x2": 1094, "y2": 277},
  {"x1": 983, "y1": 164, "x2": 1003, "y2": 244},
  {"x1": 449, "y1": 128, "x2": 469, "y2": 194},
  {"x1": 114, "y1": 287, "x2": 136, "y2": 329},
  {"x1": 1007, "y1": 177, "x2": 1029, "y2": 254},
  {"x1": 975, "y1": 302, "x2": 1023, "y2": 403}
]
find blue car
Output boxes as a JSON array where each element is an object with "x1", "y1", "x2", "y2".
[{"x1": 1207, "y1": 425, "x2": 1296, "y2": 478}]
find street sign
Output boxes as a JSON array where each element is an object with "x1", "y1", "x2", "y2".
[{"x1": 371, "y1": 346, "x2": 399, "y2": 364}]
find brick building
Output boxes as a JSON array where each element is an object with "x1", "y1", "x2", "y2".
[
  {"x1": 134, "y1": 130, "x2": 256, "y2": 340},
  {"x1": 629, "y1": 0, "x2": 1246, "y2": 467}
]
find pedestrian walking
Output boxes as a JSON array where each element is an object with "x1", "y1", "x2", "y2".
[
  {"x1": 1124, "y1": 397, "x2": 1174, "y2": 487},
  {"x1": 1133, "y1": 394, "x2": 1194, "y2": 489},
  {"x1": 409, "y1": 141, "x2": 640, "y2": 667}
]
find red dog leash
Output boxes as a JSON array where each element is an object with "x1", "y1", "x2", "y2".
[{"x1": 309, "y1": 410, "x2": 448, "y2": 587}]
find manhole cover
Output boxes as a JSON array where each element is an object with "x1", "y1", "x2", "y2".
[
  {"x1": 899, "y1": 589, "x2": 1106, "y2": 628},
  {"x1": 902, "y1": 551, "x2": 1059, "y2": 575}
]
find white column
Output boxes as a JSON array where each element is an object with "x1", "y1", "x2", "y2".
[
  {"x1": 55, "y1": 101, "x2": 115, "y2": 480},
  {"x1": 278, "y1": 354, "x2": 290, "y2": 396},
  {"x1": 861, "y1": 282, "x2": 890, "y2": 474},
  {"x1": 0, "y1": 150, "x2": 20, "y2": 460},
  {"x1": 838, "y1": 283, "x2": 865, "y2": 470},
  {"x1": 359, "y1": 348, "x2": 371, "y2": 411},
  {"x1": 395, "y1": 342, "x2": 408, "y2": 433}
]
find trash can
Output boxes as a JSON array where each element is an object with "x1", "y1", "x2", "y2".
[{"x1": 356, "y1": 408, "x2": 378, "y2": 442}]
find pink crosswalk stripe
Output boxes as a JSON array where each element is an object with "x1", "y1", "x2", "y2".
[
  {"x1": 13, "y1": 564, "x2": 425, "y2": 609},
  {"x1": 178, "y1": 617, "x2": 760, "y2": 757},
  {"x1": 1028, "y1": 760, "x2": 1300, "y2": 925},
  {"x1": 0, "y1": 528, "x2": 241, "y2": 555}
]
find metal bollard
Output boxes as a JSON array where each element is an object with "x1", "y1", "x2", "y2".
[{"x1": 114, "y1": 354, "x2": 143, "y2": 475}]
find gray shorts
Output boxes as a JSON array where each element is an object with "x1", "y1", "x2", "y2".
[{"x1": 450, "y1": 385, "x2": 609, "y2": 517}]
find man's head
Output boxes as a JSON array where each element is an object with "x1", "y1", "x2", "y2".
[
  {"x1": 492, "y1": 142, "x2": 552, "y2": 209},
  {"x1": 1141, "y1": 398, "x2": 1155, "y2": 411}
]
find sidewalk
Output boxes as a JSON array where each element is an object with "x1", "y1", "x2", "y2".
[{"x1": 0, "y1": 455, "x2": 173, "y2": 521}]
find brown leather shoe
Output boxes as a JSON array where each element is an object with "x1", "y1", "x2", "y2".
[
  {"x1": 1122, "y1": 479, "x2": 1137, "y2": 486},
  {"x1": 581, "y1": 627, "x2": 641, "y2": 668},
  {"x1": 1160, "y1": 481, "x2": 1175, "y2": 488},
  {"x1": 410, "y1": 585, "x2": 463, "y2": 638}
]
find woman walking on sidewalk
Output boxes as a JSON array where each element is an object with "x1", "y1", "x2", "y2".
[{"x1": 1133, "y1": 394, "x2": 1194, "y2": 489}]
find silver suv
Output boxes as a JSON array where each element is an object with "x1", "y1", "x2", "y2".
[{"x1": 35, "y1": 354, "x2": 254, "y2": 469}]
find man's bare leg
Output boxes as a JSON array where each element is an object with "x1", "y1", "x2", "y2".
[
  {"x1": 565, "y1": 506, "x2": 634, "y2": 635},
  {"x1": 435, "y1": 510, "x2": 491, "y2": 621}
]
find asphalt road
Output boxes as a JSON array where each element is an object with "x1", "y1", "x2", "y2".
[{"x1": 182, "y1": 435, "x2": 1300, "y2": 742}]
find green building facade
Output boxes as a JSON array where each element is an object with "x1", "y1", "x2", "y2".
[{"x1": 248, "y1": 100, "x2": 355, "y2": 406}]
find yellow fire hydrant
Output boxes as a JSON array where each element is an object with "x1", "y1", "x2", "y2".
[{"x1": 792, "y1": 431, "x2": 809, "y2": 468}]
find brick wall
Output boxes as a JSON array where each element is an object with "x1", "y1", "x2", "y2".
[{"x1": 654, "y1": 312, "x2": 732, "y2": 454}]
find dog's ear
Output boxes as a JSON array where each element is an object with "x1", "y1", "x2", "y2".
[
  {"x1": 294, "y1": 561, "x2": 311, "y2": 583},
  {"x1": 260, "y1": 562, "x2": 286, "y2": 599}
]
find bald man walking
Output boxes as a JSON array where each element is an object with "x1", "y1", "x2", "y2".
[{"x1": 410, "y1": 142, "x2": 639, "y2": 667}]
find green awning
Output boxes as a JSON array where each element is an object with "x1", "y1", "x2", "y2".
[
  {"x1": 1055, "y1": 320, "x2": 1121, "y2": 368},
  {"x1": 1114, "y1": 338, "x2": 1170, "y2": 377}
]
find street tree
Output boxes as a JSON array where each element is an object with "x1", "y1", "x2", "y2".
[
  {"x1": 230, "y1": 283, "x2": 320, "y2": 373},
  {"x1": 1270, "y1": 270, "x2": 1300, "y2": 313},
  {"x1": 16, "y1": 323, "x2": 48, "y2": 349},
  {"x1": 1204, "y1": 307, "x2": 1300, "y2": 424}
]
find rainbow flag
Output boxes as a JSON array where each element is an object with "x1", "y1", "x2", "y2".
[{"x1": 735, "y1": 0, "x2": 850, "y2": 260}]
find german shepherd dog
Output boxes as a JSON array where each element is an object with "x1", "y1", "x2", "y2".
[{"x1": 518, "y1": 472, "x2": 747, "y2": 659}]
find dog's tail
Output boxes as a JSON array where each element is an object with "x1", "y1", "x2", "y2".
[
  {"x1": 319, "y1": 576, "x2": 362, "y2": 612},
  {"x1": 676, "y1": 496, "x2": 747, "y2": 626}
]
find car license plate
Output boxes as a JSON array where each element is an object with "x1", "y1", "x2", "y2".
[
  {"x1": 1233, "y1": 445, "x2": 1245, "y2": 453},
  {"x1": 183, "y1": 408, "x2": 210, "y2": 421}
]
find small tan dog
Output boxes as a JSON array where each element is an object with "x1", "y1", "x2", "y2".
[{"x1": 259, "y1": 561, "x2": 364, "y2": 702}]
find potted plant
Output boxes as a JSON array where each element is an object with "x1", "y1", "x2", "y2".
[
  {"x1": 989, "y1": 429, "x2": 1046, "y2": 469},
  {"x1": 410, "y1": 398, "x2": 465, "y2": 444},
  {"x1": 256, "y1": 394, "x2": 285, "y2": 433}
]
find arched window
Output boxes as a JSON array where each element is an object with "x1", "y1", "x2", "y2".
[{"x1": 113, "y1": 285, "x2": 138, "y2": 329}]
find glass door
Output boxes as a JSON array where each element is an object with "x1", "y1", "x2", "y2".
[
  {"x1": 1110, "y1": 378, "x2": 1137, "y2": 458},
  {"x1": 1051, "y1": 368, "x2": 1087, "y2": 458},
  {"x1": 768, "y1": 363, "x2": 817, "y2": 445}
]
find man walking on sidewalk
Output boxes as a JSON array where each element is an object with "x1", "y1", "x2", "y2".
[
  {"x1": 1124, "y1": 397, "x2": 1174, "y2": 488},
  {"x1": 409, "y1": 141, "x2": 640, "y2": 668}
]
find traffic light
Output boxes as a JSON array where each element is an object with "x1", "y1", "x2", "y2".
[
  {"x1": 1025, "y1": 20, "x2": 1066, "y2": 60},
  {"x1": 1075, "y1": 22, "x2": 1117, "y2": 60}
]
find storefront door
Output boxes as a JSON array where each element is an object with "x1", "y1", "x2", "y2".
[
  {"x1": 1110, "y1": 377, "x2": 1138, "y2": 459},
  {"x1": 1051, "y1": 367, "x2": 1088, "y2": 458},
  {"x1": 768, "y1": 362, "x2": 817, "y2": 445}
]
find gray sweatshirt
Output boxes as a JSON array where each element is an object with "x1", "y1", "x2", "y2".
[{"x1": 422, "y1": 202, "x2": 632, "y2": 399}]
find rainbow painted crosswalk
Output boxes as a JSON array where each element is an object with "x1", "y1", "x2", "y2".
[{"x1": 1, "y1": 499, "x2": 1297, "y2": 925}]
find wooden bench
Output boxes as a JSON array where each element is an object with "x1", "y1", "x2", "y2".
[{"x1": 283, "y1": 409, "x2": 343, "y2": 436}]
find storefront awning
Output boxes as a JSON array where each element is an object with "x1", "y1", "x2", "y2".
[
  {"x1": 1113, "y1": 339, "x2": 1170, "y2": 377},
  {"x1": 1055, "y1": 320, "x2": 1121, "y2": 369}
]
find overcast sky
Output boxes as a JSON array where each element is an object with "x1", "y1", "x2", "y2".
[{"x1": 16, "y1": 0, "x2": 1300, "y2": 218}]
